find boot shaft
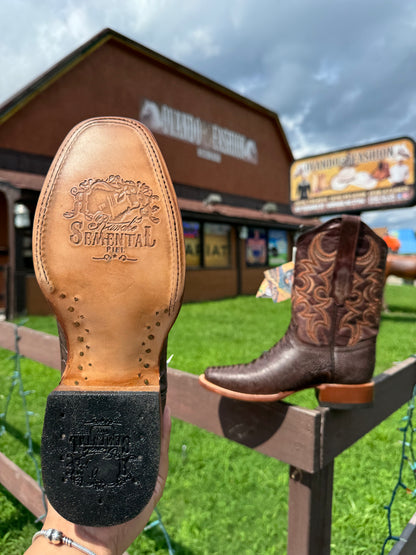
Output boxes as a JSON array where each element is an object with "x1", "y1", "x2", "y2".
[{"x1": 292, "y1": 215, "x2": 387, "y2": 348}]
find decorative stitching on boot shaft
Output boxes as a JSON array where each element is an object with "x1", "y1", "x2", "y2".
[
  {"x1": 293, "y1": 231, "x2": 336, "y2": 346},
  {"x1": 339, "y1": 235, "x2": 386, "y2": 346},
  {"x1": 293, "y1": 220, "x2": 386, "y2": 347}
]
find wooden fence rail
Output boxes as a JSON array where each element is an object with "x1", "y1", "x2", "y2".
[{"x1": 0, "y1": 319, "x2": 415, "y2": 554}]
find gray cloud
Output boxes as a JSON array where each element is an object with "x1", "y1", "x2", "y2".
[{"x1": 1, "y1": 0, "x2": 416, "y2": 230}]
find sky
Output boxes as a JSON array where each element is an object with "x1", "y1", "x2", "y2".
[{"x1": 1, "y1": 0, "x2": 416, "y2": 231}]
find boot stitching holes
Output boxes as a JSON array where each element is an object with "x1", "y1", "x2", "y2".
[{"x1": 57, "y1": 293, "x2": 92, "y2": 371}]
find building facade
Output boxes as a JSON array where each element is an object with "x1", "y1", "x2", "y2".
[{"x1": 0, "y1": 29, "x2": 317, "y2": 317}]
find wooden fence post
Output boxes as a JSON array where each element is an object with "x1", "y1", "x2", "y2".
[{"x1": 288, "y1": 462, "x2": 334, "y2": 555}]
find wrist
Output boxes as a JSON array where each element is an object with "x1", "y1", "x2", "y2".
[{"x1": 29, "y1": 523, "x2": 113, "y2": 555}]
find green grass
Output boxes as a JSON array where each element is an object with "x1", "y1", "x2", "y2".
[{"x1": 1, "y1": 284, "x2": 416, "y2": 554}]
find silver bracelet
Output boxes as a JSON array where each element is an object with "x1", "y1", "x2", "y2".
[{"x1": 32, "y1": 528, "x2": 97, "y2": 555}]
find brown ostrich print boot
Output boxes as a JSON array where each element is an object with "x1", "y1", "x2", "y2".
[
  {"x1": 33, "y1": 117, "x2": 185, "y2": 526},
  {"x1": 200, "y1": 215, "x2": 387, "y2": 408}
]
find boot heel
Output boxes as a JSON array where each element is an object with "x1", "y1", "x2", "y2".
[
  {"x1": 316, "y1": 382, "x2": 374, "y2": 409},
  {"x1": 41, "y1": 390, "x2": 160, "y2": 526}
]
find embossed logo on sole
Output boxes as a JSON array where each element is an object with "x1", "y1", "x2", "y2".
[
  {"x1": 62, "y1": 416, "x2": 142, "y2": 490},
  {"x1": 64, "y1": 175, "x2": 160, "y2": 262}
]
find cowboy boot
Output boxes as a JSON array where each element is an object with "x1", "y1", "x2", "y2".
[
  {"x1": 34, "y1": 117, "x2": 185, "y2": 526},
  {"x1": 199, "y1": 215, "x2": 387, "y2": 408}
]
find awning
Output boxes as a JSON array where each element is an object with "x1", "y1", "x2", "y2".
[
  {"x1": 0, "y1": 168, "x2": 319, "y2": 228},
  {"x1": 0, "y1": 169, "x2": 44, "y2": 191},
  {"x1": 178, "y1": 197, "x2": 319, "y2": 228}
]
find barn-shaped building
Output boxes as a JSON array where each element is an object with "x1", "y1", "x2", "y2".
[{"x1": 0, "y1": 28, "x2": 316, "y2": 317}]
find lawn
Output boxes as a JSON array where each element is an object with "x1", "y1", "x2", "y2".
[{"x1": 0, "y1": 284, "x2": 416, "y2": 554}]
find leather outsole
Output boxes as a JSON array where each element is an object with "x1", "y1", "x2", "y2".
[{"x1": 34, "y1": 117, "x2": 185, "y2": 525}]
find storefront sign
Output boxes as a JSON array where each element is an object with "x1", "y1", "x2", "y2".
[
  {"x1": 268, "y1": 229, "x2": 288, "y2": 266},
  {"x1": 183, "y1": 221, "x2": 201, "y2": 267},
  {"x1": 183, "y1": 221, "x2": 231, "y2": 268},
  {"x1": 139, "y1": 98, "x2": 258, "y2": 165},
  {"x1": 204, "y1": 223, "x2": 231, "y2": 268},
  {"x1": 246, "y1": 227, "x2": 267, "y2": 266},
  {"x1": 290, "y1": 138, "x2": 416, "y2": 216}
]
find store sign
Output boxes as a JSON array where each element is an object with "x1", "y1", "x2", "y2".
[
  {"x1": 139, "y1": 98, "x2": 258, "y2": 165},
  {"x1": 246, "y1": 227, "x2": 267, "y2": 266},
  {"x1": 290, "y1": 137, "x2": 416, "y2": 216},
  {"x1": 204, "y1": 223, "x2": 231, "y2": 268},
  {"x1": 268, "y1": 229, "x2": 288, "y2": 267},
  {"x1": 183, "y1": 221, "x2": 201, "y2": 267}
]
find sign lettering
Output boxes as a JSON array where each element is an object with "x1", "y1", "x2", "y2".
[{"x1": 140, "y1": 99, "x2": 258, "y2": 165}]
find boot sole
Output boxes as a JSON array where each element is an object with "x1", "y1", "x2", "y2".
[
  {"x1": 199, "y1": 375, "x2": 374, "y2": 409},
  {"x1": 199, "y1": 374, "x2": 296, "y2": 402},
  {"x1": 33, "y1": 117, "x2": 185, "y2": 525}
]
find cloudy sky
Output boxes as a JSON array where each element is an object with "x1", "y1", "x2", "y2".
[{"x1": 1, "y1": 0, "x2": 416, "y2": 230}]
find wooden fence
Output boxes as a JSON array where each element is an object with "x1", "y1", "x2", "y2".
[{"x1": 0, "y1": 319, "x2": 416, "y2": 554}]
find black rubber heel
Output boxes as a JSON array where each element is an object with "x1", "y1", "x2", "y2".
[{"x1": 41, "y1": 390, "x2": 160, "y2": 526}]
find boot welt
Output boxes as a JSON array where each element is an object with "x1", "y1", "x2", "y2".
[
  {"x1": 34, "y1": 117, "x2": 185, "y2": 526},
  {"x1": 199, "y1": 374, "x2": 374, "y2": 408},
  {"x1": 199, "y1": 374, "x2": 296, "y2": 402}
]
